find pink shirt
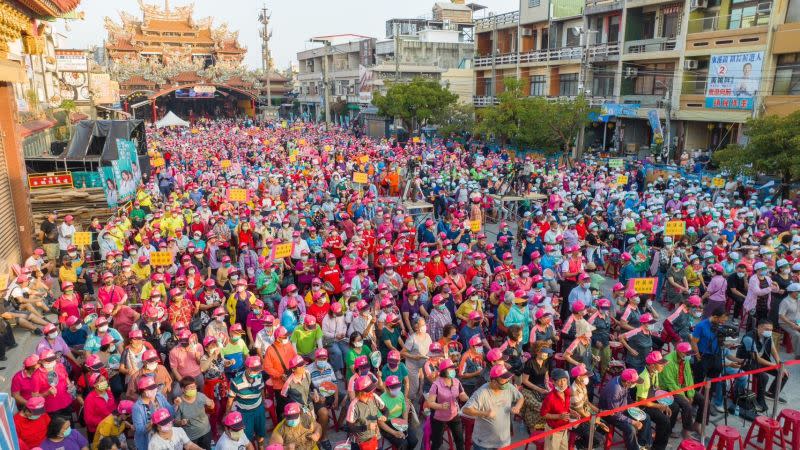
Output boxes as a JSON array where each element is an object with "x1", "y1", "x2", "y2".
[
  {"x1": 428, "y1": 378, "x2": 465, "y2": 422},
  {"x1": 32, "y1": 364, "x2": 73, "y2": 412},
  {"x1": 96, "y1": 285, "x2": 127, "y2": 306},
  {"x1": 168, "y1": 344, "x2": 203, "y2": 378},
  {"x1": 83, "y1": 390, "x2": 117, "y2": 432},
  {"x1": 10, "y1": 370, "x2": 37, "y2": 402}
]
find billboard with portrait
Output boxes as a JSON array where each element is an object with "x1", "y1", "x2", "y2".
[{"x1": 705, "y1": 51, "x2": 763, "y2": 110}]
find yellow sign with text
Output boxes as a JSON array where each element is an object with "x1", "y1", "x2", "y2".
[
  {"x1": 324, "y1": 145, "x2": 332, "y2": 152},
  {"x1": 358, "y1": 155, "x2": 369, "y2": 164},
  {"x1": 150, "y1": 251, "x2": 173, "y2": 267},
  {"x1": 665, "y1": 220, "x2": 687, "y2": 236},
  {"x1": 72, "y1": 232, "x2": 92, "y2": 247},
  {"x1": 271, "y1": 242, "x2": 294, "y2": 259},
  {"x1": 631, "y1": 277, "x2": 657, "y2": 295},
  {"x1": 298, "y1": 139, "x2": 306, "y2": 146},
  {"x1": 353, "y1": 172, "x2": 368, "y2": 184},
  {"x1": 151, "y1": 158, "x2": 165, "y2": 167},
  {"x1": 616, "y1": 175, "x2": 629, "y2": 185},
  {"x1": 469, "y1": 220, "x2": 481, "y2": 233},
  {"x1": 220, "y1": 159, "x2": 231, "y2": 168},
  {"x1": 412, "y1": 137, "x2": 420, "y2": 143},
  {"x1": 712, "y1": 177, "x2": 725, "y2": 188},
  {"x1": 228, "y1": 188, "x2": 248, "y2": 202}
]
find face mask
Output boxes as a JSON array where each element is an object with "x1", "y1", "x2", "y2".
[
  {"x1": 47, "y1": 332, "x2": 58, "y2": 340},
  {"x1": 762, "y1": 330, "x2": 773, "y2": 338},
  {"x1": 98, "y1": 326, "x2": 108, "y2": 333},
  {"x1": 446, "y1": 369, "x2": 456, "y2": 378},
  {"x1": 500, "y1": 382, "x2": 512, "y2": 390},
  {"x1": 62, "y1": 427, "x2": 73, "y2": 438},
  {"x1": 145, "y1": 389, "x2": 157, "y2": 399},
  {"x1": 43, "y1": 361, "x2": 56, "y2": 371},
  {"x1": 737, "y1": 272, "x2": 745, "y2": 278},
  {"x1": 29, "y1": 414, "x2": 41, "y2": 420},
  {"x1": 146, "y1": 362, "x2": 158, "y2": 371},
  {"x1": 353, "y1": 341, "x2": 363, "y2": 348},
  {"x1": 475, "y1": 347, "x2": 484, "y2": 354},
  {"x1": 555, "y1": 384, "x2": 566, "y2": 392},
  {"x1": 582, "y1": 377, "x2": 590, "y2": 386},
  {"x1": 390, "y1": 388, "x2": 402, "y2": 397},
  {"x1": 216, "y1": 316, "x2": 225, "y2": 322},
  {"x1": 184, "y1": 388, "x2": 197, "y2": 398},
  {"x1": 286, "y1": 418, "x2": 300, "y2": 427},
  {"x1": 232, "y1": 335, "x2": 242, "y2": 343},
  {"x1": 96, "y1": 381, "x2": 109, "y2": 391},
  {"x1": 229, "y1": 430, "x2": 244, "y2": 440},
  {"x1": 159, "y1": 424, "x2": 173, "y2": 433}
]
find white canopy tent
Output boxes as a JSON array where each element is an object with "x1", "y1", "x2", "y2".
[{"x1": 155, "y1": 111, "x2": 190, "y2": 128}]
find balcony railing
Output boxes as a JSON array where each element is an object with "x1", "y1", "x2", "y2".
[
  {"x1": 585, "y1": 0, "x2": 624, "y2": 14},
  {"x1": 473, "y1": 96, "x2": 500, "y2": 107},
  {"x1": 687, "y1": 10, "x2": 770, "y2": 34},
  {"x1": 475, "y1": 11, "x2": 520, "y2": 31},
  {"x1": 624, "y1": 37, "x2": 677, "y2": 54},
  {"x1": 587, "y1": 42, "x2": 621, "y2": 59},
  {"x1": 474, "y1": 46, "x2": 584, "y2": 67}
]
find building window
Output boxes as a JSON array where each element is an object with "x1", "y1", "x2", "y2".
[
  {"x1": 559, "y1": 73, "x2": 578, "y2": 96},
  {"x1": 662, "y1": 12, "x2": 681, "y2": 38},
  {"x1": 633, "y1": 63, "x2": 675, "y2": 95},
  {"x1": 609, "y1": 16, "x2": 621, "y2": 43},
  {"x1": 530, "y1": 75, "x2": 546, "y2": 96},
  {"x1": 774, "y1": 53, "x2": 800, "y2": 95},
  {"x1": 729, "y1": 1, "x2": 770, "y2": 29},
  {"x1": 566, "y1": 27, "x2": 581, "y2": 47},
  {"x1": 529, "y1": 0, "x2": 540, "y2": 6},
  {"x1": 592, "y1": 71, "x2": 615, "y2": 97}
]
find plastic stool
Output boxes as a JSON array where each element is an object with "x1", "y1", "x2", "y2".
[
  {"x1": 604, "y1": 424, "x2": 625, "y2": 450},
  {"x1": 743, "y1": 416, "x2": 786, "y2": 450},
  {"x1": 707, "y1": 425, "x2": 744, "y2": 450},
  {"x1": 777, "y1": 409, "x2": 800, "y2": 450},
  {"x1": 678, "y1": 439, "x2": 705, "y2": 450},
  {"x1": 422, "y1": 416, "x2": 455, "y2": 450}
]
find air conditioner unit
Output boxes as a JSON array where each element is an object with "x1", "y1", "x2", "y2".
[
  {"x1": 757, "y1": 2, "x2": 771, "y2": 14},
  {"x1": 624, "y1": 67, "x2": 639, "y2": 77},
  {"x1": 521, "y1": 29, "x2": 534, "y2": 37},
  {"x1": 690, "y1": 0, "x2": 708, "y2": 9},
  {"x1": 684, "y1": 59, "x2": 699, "y2": 70}
]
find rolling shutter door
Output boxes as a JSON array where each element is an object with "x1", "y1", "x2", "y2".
[{"x1": 0, "y1": 134, "x2": 20, "y2": 273}]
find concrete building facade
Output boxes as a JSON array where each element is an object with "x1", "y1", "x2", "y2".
[{"x1": 473, "y1": 0, "x2": 800, "y2": 156}]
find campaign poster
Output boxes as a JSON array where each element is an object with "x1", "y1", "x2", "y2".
[
  {"x1": 99, "y1": 165, "x2": 118, "y2": 207},
  {"x1": 705, "y1": 51, "x2": 764, "y2": 110}
]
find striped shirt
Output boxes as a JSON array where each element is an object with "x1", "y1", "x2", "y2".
[{"x1": 228, "y1": 372, "x2": 265, "y2": 410}]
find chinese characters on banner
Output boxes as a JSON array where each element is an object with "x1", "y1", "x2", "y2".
[{"x1": 705, "y1": 51, "x2": 764, "y2": 110}]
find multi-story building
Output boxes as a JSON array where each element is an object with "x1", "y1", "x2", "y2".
[
  {"x1": 296, "y1": 35, "x2": 376, "y2": 123},
  {"x1": 473, "y1": 0, "x2": 800, "y2": 155}
]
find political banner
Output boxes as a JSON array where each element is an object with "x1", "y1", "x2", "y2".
[
  {"x1": 150, "y1": 251, "x2": 173, "y2": 267},
  {"x1": 271, "y1": 242, "x2": 294, "y2": 259},
  {"x1": 705, "y1": 51, "x2": 763, "y2": 110},
  {"x1": 98, "y1": 165, "x2": 119, "y2": 207},
  {"x1": 115, "y1": 139, "x2": 141, "y2": 203},
  {"x1": 647, "y1": 110, "x2": 664, "y2": 145},
  {"x1": 353, "y1": 172, "x2": 368, "y2": 184},
  {"x1": 712, "y1": 177, "x2": 725, "y2": 188},
  {"x1": 665, "y1": 220, "x2": 686, "y2": 236},
  {"x1": 630, "y1": 277, "x2": 658, "y2": 295},
  {"x1": 73, "y1": 232, "x2": 92, "y2": 247},
  {"x1": 228, "y1": 188, "x2": 248, "y2": 202},
  {"x1": 608, "y1": 158, "x2": 624, "y2": 169}
]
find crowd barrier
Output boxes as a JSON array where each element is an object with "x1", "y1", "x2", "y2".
[{"x1": 499, "y1": 358, "x2": 800, "y2": 450}]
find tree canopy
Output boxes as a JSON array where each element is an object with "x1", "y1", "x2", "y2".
[
  {"x1": 372, "y1": 77, "x2": 459, "y2": 132},
  {"x1": 713, "y1": 110, "x2": 800, "y2": 183},
  {"x1": 474, "y1": 77, "x2": 592, "y2": 154}
]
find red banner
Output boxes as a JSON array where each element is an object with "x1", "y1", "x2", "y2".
[{"x1": 28, "y1": 172, "x2": 73, "y2": 189}]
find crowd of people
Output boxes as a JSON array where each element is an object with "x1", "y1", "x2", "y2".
[{"x1": 5, "y1": 119, "x2": 800, "y2": 450}]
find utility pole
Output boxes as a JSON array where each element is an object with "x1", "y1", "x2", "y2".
[
  {"x1": 661, "y1": 81, "x2": 672, "y2": 163},
  {"x1": 258, "y1": 4, "x2": 273, "y2": 111},
  {"x1": 310, "y1": 37, "x2": 332, "y2": 123},
  {"x1": 575, "y1": 28, "x2": 596, "y2": 159},
  {"x1": 394, "y1": 22, "x2": 400, "y2": 81}
]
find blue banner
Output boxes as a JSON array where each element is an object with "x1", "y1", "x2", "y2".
[
  {"x1": 647, "y1": 109, "x2": 664, "y2": 144},
  {"x1": 705, "y1": 51, "x2": 763, "y2": 110}
]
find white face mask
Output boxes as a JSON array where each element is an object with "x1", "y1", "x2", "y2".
[
  {"x1": 47, "y1": 332, "x2": 58, "y2": 340},
  {"x1": 98, "y1": 326, "x2": 108, "y2": 333},
  {"x1": 43, "y1": 361, "x2": 56, "y2": 371},
  {"x1": 146, "y1": 362, "x2": 158, "y2": 371}
]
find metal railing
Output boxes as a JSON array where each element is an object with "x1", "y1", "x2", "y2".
[
  {"x1": 473, "y1": 95, "x2": 500, "y2": 106},
  {"x1": 624, "y1": 37, "x2": 677, "y2": 54},
  {"x1": 475, "y1": 11, "x2": 520, "y2": 31},
  {"x1": 687, "y1": 10, "x2": 771, "y2": 34},
  {"x1": 474, "y1": 46, "x2": 584, "y2": 67},
  {"x1": 587, "y1": 42, "x2": 621, "y2": 58}
]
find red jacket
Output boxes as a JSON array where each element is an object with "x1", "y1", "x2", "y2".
[{"x1": 83, "y1": 390, "x2": 117, "y2": 432}]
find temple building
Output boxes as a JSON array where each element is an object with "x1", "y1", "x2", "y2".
[{"x1": 105, "y1": 1, "x2": 291, "y2": 120}]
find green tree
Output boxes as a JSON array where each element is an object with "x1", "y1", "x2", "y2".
[
  {"x1": 713, "y1": 111, "x2": 800, "y2": 184},
  {"x1": 475, "y1": 77, "x2": 593, "y2": 154},
  {"x1": 372, "y1": 77, "x2": 458, "y2": 132},
  {"x1": 432, "y1": 103, "x2": 475, "y2": 137}
]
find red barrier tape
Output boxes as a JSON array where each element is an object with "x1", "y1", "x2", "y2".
[{"x1": 500, "y1": 359, "x2": 798, "y2": 450}]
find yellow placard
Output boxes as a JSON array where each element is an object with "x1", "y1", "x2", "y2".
[
  {"x1": 631, "y1": 277, "x2": 657, "y2": 295},
  {"x1": 412, "y1": 137, "x2": 420, "y2": 143},
  {"x1": 73, "y1": 232, "x2": 92, "y2": 247},
  {"x1": 298, "y1": 139, "x2": 306, "y2": 146},
  {"x1": 324, "y1": 145, "x2": 332, "y2": 152},
  {"x1": 271, "y1": 242, "x2": 294, "y2": 259},
  {"x1": 220, "y1": 159, "x2": 231, "y2": 168},
  {"x1": 712, "y1": 177, "x2": 725, "y2": 188},
  {"x1": 152, "y1": 158, "x2": 165, "y2": 167},
  {"x1": 289, "y1": 154, "x2": 297, "y2": 163},
  {"x1": 353, "y1": 172, "x2": 368, "y2": 184},
  {"x1": 150, "y1": 251, "x2": 173, "y2": 267},
  {"x1": 665, "y1": 220, "x2": 687, "y2": 236},
  {"x1": 358, "y1": 155, "x2": 369, "y2": 164},
  {"x1": 281, "y1": 120, "x2": 287, "y2": 129},
  {"x1": 0, "y1": 274, "x2": 8, "y2": 292},
  {"x1": 228, "y1": 188, "x2": 248, "y2": 202},
  {"x1": 469, "y1": 220, "x2": 481, "y2": 233},
  {"x1": 616, "y1": 175, "x2": 629, "y2": 185}
]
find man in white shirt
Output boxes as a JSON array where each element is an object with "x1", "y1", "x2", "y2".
[{"x1": 58, "y1": 215, "x2": 76, "y2": 259}]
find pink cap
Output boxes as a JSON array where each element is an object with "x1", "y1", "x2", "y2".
[
  {"x1": 468, "y1": 310, "x2": 482, "y2": 321},
  {"x1": 596, "y1": 298, "x2": 611, "y2": 308},
  {"x1": 202, "y1": 335, "x2": 217, "y2": 347},
  {"x1": 578, "y1": 273, "x2": 590, "y2": 282},
  {"x1": 315, "y1": 348, "x2": 328, "y2": 359},
  {"x1": 27, "y1": 397, "x2": 46, "y2": 414},
  {"x1": 39, "y1": 349, "x2": 56, "y2": 361},
  {"x1": 385, "y1": 375, "x2": 401, "y2": 388},
  {"x1": 223, "y1": 411, "x2": 244, "y2": 430},
  {"x1": 490, "y1": 365, "x2": 513, "y2": 380},
  {"x1": 355, "y1": 375, "x2": 376, "y2": 392},
  {"x1": 354, "y1": 355, "x2": 369, "y2": 368},
  {"x1": 284, "y1": 402, "x2": 303, "y2": 417},
  {"x1": 469, "y1": 335, "x2": 483, "y2": 347},
  {"x1": 143, "y1": 349, "x2": 159, "y2": 362},
  {"x1": 439, "y1": 359, "x2": 455, "y2": 371},
  {"x1": 388, "y1": 350, "x2": 401, "y2": 361},
  {"x1": 687, "y1": 295, "x2": 702, "y2": 307},
  {"x1": 570, "y1": 363, "x2": 590, "y2": 378},
  {"x1": 676, "y1": 342, "x2": 693, "y2": 354},
  {"x1": 645, "y1": 351, "x2": 665, "y2": 365},
  {"x1": 43, "y1": 323, "x2": 57, "y2": 334},
  {"x1": 624, "y1": 288, "x2": 638, "y2": 299},
  {"x1": 639, "y1": 313, "x2": 655, "y2": 324},
  {"x1": 535, "y1": 309, "x2": 552, "y2": 320},
  {"x1": 289, "y1": 354, "x2": 306, "y2": 369},
  {"x1": 274, "y1": 326, "x2": 288, "y2": 338},
  {"x1": 304, "y1": 315, "x2": 317, "y2": 327},
  {"x1": 613, "y1": 282, "x2": 625, "y2": 291},
  {"x1": 152, "y1": 407, "x2": 172, "y2": 426},
  {"x1": 137, "y1": 376, "x2": 157, "y2": 391},
  {"x1": 620, "y1": 368, "x2": 642, "y2": 383},
  {"x1": 229, "y1": 323, "x2": 244, "y2": 334},
  {"x1": 117, "y1": 399, "x2": 134, "y2": 414},
  {"x1": 572, "y1": 301, "x2": 586, "y2": 312},
  {"x1": 245, "y1": 355, "x2": 262, "y2": 369},
  {"x1": 23, "y1": 355, "x2": 39, "y2": 368},
  {"x1": 429, "y1": 342, "x2": 443, "y2": 354},
  {"x1": 487, "y1": 348, "x2": 505, "y2": 362}
]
